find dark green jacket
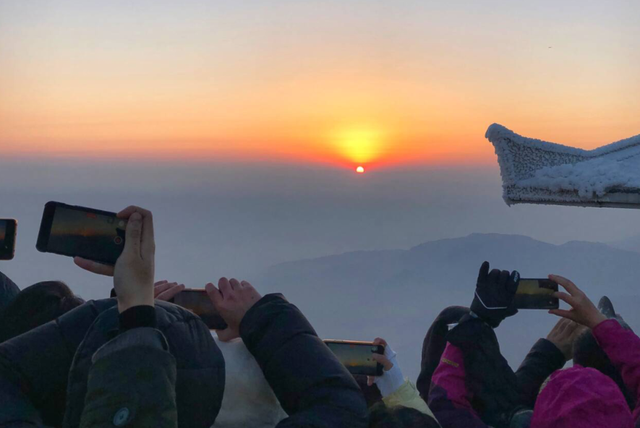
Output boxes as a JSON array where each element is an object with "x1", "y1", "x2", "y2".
[
  {"x1": 80, "y1": 327, "x2": 177, "y2": 428},
  {"x1": 0, "y1": 299, "x2": 224, "y2": 428}
]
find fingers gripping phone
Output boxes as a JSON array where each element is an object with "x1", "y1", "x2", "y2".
[
  {"x1": 171, "y1": 289, "x2": 228, "y2": 330},
  {"x1": 514, "y1": 279, "x2": 559, "y2": 310},
  {"x1": 323, "y1": 340, "x2": 385, "y2": 376},
  {"x1": 0, "y1": 219, "x2": 17, "y2": 260},
  {"x1": 36, "y1": 202, "x2": 126, "y2": 265}
]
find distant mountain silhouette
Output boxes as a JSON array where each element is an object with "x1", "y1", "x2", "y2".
[
  {"x1": 258, "y1": 233, "x2": 640, "y2": 381},
  {"x1": 609, "y1": 234, "x2": 640, "y2": 254}
]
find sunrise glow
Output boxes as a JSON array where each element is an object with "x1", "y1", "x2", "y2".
[
  {"x1": 356, "y1": 166, "x2": 365, "y2": 174},
  {"x1": 1, "y1": 2, "x2": 639, "y2": 168},
  {"x1": 333, "y1": 127, "x2": 384, "y2": 165}
]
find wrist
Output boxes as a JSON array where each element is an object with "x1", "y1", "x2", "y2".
[
  {"x1": 117, "y1": 296, "x2": 154, "y2": 313},
  {"x1": 375, "y1": 364, "x2": 405, "y2": 397},
  {"x1": 587, "y1": 313, "x2": 607, "y2": 330}
]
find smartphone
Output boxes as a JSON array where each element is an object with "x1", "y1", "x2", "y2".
[
  {"x1": 172, "y1": 289, "x2": 228, "y2": 330},
  {"x1": 0, "y1": 219, "x2": 17, "y2": 260},
  {"x1": 36, "y1": 202, "x2": 127, "y2": 265},
  {"x1": 514, "y1": 278, "x2": 559, "y2": 310},
  {"x1": 323, "y1": 340, "x2": 384, "y2": 376}
]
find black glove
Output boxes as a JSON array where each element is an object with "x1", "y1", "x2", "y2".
[{"x1": 470, "y1": 261, "x2": 520, "y2": 328}]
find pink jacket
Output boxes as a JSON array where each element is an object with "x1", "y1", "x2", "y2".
[
  {"x1": 430, "y1": 319, "x2": 640, "y2": 428},
  {"x1": 532, "y1": 319, "x2": 640, "y2": 428}
]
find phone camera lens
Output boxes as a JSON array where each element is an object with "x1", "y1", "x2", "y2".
[{"x1": 114, "y1": 236, "x2": 123, "y2": 245}]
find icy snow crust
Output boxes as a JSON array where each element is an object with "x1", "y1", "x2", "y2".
[
  {"x1": 486, "y1": 124, "x2": 640, "y2": 207},
  {"x1": 522, "y1": 157, "x2": 640, "y2": 198}
]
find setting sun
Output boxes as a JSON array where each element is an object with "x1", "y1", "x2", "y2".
[{"x1": 356, "y1": 166, "x2": 365, "y2": 173}]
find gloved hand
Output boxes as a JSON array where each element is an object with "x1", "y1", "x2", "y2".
[{"x1": 470, "y1": 261, "x2": 520, "y2": 328}]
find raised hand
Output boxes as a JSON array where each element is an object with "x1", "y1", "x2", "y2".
[
  {"x1": 367, "y1": 337, "x2": 392, "y2": 387},
  {"x1": 470, "y1": 261, "x2": 520, "y2": 328},
  {"x1": 154, "y1": 280, "x2": 185, "y2": 301},
  {"x1": 205, "y1": 278, "x2": 261, "y2": 341},
  {"x1": 546, "y1": 317, "x2": 587, "y2": 361},
  {"x1": 548, "y1": 274, "x2": 606, "y2": 329},
  {"x1": 75, "y1": 206, "x2": 155, "y2": 313}
]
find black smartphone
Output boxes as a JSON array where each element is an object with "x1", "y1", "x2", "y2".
[
  {"x1": 172, "y1": 289, "x2": 228, "y2": 330},
  {"x1": 36, "y1": 202, "x2": 127, "y2": 265},
  {"x1": 0, "y1": 219, "x2": 17, "y2": 260},
  {"x1": 323, "y1": 340, "x2": 385, "y2": 376},
  {"x1": 514, "y1": 278, "x2": 559, "y2": 310}
]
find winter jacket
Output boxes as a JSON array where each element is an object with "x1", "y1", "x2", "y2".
[
  {"x1": 429, "y1": 318, "x2": 640, "y2": 428},
  {"x1": 428, "y1": 317, "x2": 565, "y2": 428},
  {"x1": 383, "y1": 379, "x2": 438, "y2": 421},
  {"x1": 79, "y1": 327, "x2": 177, "y2": 428},
  {"x1": 0, "y1": 270, "x2": 19, "y2": 315},
  {"x1": 417, "y1": 306, "x2": 470, "y2": 401},
  {"x1": 239, "y1": 293, "x2": 369, "y2": 428},
  {"x1": 211, "y1": 334, "x2": 287, "y2": 428},
  {"x1": 0, "y1": 299, "x2": 224, "y2": 428},
  {"x1": 514, "y1": 338, "x2": 566, "y2": 409},
  {"x1": 531, "y1": 319, "x2": 640, "y2": 428}
]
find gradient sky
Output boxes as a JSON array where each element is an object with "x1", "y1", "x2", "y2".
[{"x1": 2, "y1": 0, "x2": 639, "y2": 169}]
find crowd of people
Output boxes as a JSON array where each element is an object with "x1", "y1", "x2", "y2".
[{"x1": 1, "y1": 205, "x2": 639, "y2": 427}]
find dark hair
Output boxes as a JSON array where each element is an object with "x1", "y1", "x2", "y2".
[
  {"x1": 369, "y1": 403, "x2": 440, "y2": 428},
  {"x1": 0, "y1": 281, "x2": 84, "y2": 343},
  {"x1": 573, "y1": 328, "x2": 634, "y2": 409}
]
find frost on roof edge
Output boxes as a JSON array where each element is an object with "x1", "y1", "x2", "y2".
[{"x1": 486, "y1": 123, "x2": 640, "y2": 157}]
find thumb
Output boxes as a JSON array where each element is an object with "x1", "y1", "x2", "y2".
[
  {"x1": 122, "y1": 212, "x2": 142, "y2": 259},
  {"x1": 507, "y1": 270, "x2": 520, "y2": 295}
]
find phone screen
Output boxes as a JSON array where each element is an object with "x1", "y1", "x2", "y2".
[
  {"x1": 0, "y1": 220, "x2": 17, "y2": 260},
  {"x1": 514, "y1": 279, "x2": 559, "y2": 310},
  {"x1": 172, "y1": 290, "x2": 228, "y2": 330},
  {"x1": 37, "y1": 202, "x2": 126, "y2": 265},
  {"x1": 324, "y1": 340, "x2": 384, "y2": 376}
]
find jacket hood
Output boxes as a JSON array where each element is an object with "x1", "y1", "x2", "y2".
[
  {"x1": 63, "y1": 300, "x2": 225, "y2": 428},
  {"x1": 531, "y1": 366, "x2": 633, "y2": 428}
]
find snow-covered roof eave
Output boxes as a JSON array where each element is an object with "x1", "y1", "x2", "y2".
[
  {"x1": 487, "y1": 124, "x2": 640, "y2": 209},
  {"x1": 504, "y1": 187, "x2": 640, "y2": 209}
]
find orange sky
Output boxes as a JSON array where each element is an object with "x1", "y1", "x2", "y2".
[{"x1": 1, "y1": 1, "x2": 639, "y2": 170}]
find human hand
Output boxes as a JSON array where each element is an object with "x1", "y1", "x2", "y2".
[
  {"x1": 470, "y1": 261, "x2": 520, "y2": 328},
  {"x1": 367, "y1": 338, "x2": 393, "y2": 386},
  {"x1": 548, "y1": 275, "x2": 606, "y2": 329},
  {"x1": 75, "y1": 206, "x2": 155, "y2": 313},
  {"x1": 366, "y1": 338, "x2": 405, "y2": 397},
  {"x1": 215, "y1": 327, "x2": 241, "y2": 342},
  {"x1": 546, "y1": 317, "x2": 586, "y2": 361},
  {"x1": 206, "y1": 278, "x2": 261, "y2": 336},
  {"x1": 153, "y1": 280, "x2": 185, "y2": 301}
]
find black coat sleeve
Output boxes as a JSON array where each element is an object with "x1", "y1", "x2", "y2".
[
  {"x1": 445, "y1": 316, "x2": 520, "y2": 428},
  {"x1": 240, "y1": 294, "x2": 368, "y2": 428},
  {"x1": 514, "y1": 338, "x2": 566, "y2": 408}
]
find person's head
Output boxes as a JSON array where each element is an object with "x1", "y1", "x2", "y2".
[
  {"x1": 368, "y1": 404, "x2": 440, "y2": 428},
  {"x1": 572, "y1": 327, "x2": 635, "y2": 408},
  {"x1": 531, "y1": 366, "x2": 633, "y2": 428},
  {"x1": 0, "y1": 280, "x2": 84, "y2": 343}
]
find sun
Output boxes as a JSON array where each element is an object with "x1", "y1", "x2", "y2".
[{"x1": 356, "y1": 166, "x2": 365, "y2": 173}]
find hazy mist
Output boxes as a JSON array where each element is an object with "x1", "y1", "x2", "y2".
[{"x1": 1, "y1": 158, "x2": 639, "y2": 294}]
